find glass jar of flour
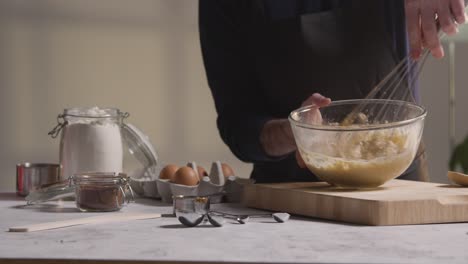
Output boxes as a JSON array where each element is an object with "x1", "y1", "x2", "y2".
[{"x1": 48, "y1": 107, "x2": 158, "y2": 182}]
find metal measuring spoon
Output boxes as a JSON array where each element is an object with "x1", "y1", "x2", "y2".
[
  {"x1": 210, "y1": 210, "x2": 290, "y2": 224},
  {"x1": 178, "y1": 213, "x2": 224, "y2": 227},
  {"x1": 177, "y1": 212, "x2": 205, "y2": 227},
  {"x1": 206, "y1": 214, "x2": 225, "y2": 227},
  {"x1": 235, "y1": 215, "x2": 249, "y2": 224},
  {"x1": 244, "y1": 213, "x2": 290, "y2": 223}
]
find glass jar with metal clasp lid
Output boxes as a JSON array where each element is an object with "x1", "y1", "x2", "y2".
[
  {"x1": 25, "y1": 172, "x2": 134, "y2": 212},
  {"x1": 25, "y1": 107, "x2": 159, "y2": 207},
  {"x1": 72, "y1": 172, "x2": 134, "y2": 212},
  {"x1": 48, "y1": 107, "x2": 158, "y2": 182}
]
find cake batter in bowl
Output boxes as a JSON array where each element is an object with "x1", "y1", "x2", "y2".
[{"x1": 289, "y1": 99, "x2": 426, "y2": 188}]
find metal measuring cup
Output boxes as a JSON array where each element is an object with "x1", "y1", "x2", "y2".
[
  {"x1": 16, "y1": 163, "x2": 61, "y2": 196},
  {"x1": 172, "y1": 195, "x2": 224, "y2": 227}
]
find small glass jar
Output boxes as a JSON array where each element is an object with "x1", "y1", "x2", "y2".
[{"x1": 72, "y1": 172, "x2": 133, "y2": 212}]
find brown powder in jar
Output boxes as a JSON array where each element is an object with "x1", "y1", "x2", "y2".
[{"x1": 76, "y1": 185, "x2": 124, "y2": 212}]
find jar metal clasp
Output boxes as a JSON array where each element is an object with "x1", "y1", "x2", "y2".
[
  {"x1": 48, "y1": 114, "x2": 67, "y2": 138},
  {"x1": 120, "y1": 111, "x2": 130, "y2": 119},
  {"x1": 119, "y1": 177, "x2": 135, "y2": 204}
]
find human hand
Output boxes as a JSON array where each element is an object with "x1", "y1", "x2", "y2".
[
  {"x1": 405, "y1": 0, "x2": 467, "y2": 59},
  {"x1": 296, "y1": 93, "x2": 331, "y2": 168}
]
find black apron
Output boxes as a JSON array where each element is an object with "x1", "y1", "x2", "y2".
[{"x1": 248, "y1": 1, "x2": 427, "y2": 183}]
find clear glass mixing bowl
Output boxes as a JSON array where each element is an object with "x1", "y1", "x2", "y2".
[{"x1": 289, "y1": 99, "x2": 426, "y2": 188}]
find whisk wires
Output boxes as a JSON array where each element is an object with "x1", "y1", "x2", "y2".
[{"x1": 340, "y1": 48, "x2": 430, "y2": 126}]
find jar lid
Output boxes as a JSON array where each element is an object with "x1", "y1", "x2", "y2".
[
  {"x1": 25, "y1": 181, "x2": 75, "y2": 205},
  {"x1": 121, "y1": 123, "x2": 158, "y2": 171},
  {"x1": 63, "y1": 107, "x2": 121, "y2": 118},
  {"x1": 73, "y1": 172, "x2": 128, "y2": 185}
]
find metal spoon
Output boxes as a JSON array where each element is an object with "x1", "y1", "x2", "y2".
[
  {"x1": 210, "y1": 211, "x2": 290, "y2": 224},
  {"x1": 177, "y1": 213, "x2": 205, "y2": 227},
  {"x1": 206, "y1": 214, "x2": 225, "y2": 227},
  {"x1": 235, "y1": 215, "x2": 249, "y2": 224}
]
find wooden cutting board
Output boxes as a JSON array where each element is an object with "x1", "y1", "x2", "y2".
[{"x1": 243, "y1": 179, "x2": 468, "y2": 226}]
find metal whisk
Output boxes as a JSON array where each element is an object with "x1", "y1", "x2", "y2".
[{"x1": 341, "y1": 49, "x2": 431, "y2": 126}]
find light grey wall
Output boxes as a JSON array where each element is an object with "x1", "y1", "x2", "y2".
[{"x1": 0, "y1": 0, "x2": 464, "y2": 191}]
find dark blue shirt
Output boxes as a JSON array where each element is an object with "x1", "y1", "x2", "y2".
[{"x1": 199, "y1": 0, "x2": 413, "y2": 182}]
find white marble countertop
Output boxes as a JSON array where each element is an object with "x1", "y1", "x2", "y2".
[{"x1": 1, "y1": 192, "x2": 468, "y2": 264}]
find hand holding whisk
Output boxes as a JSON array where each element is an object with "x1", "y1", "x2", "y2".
[
  {"x1": 343, "y1": 0, "x2": 468, "y2": 125},
  {"x1": 341, "y1": 33, "x2": 439, "y2": 126}
]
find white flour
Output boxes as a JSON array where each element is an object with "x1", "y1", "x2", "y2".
[{"x1": 60, "y1": 108, "x2": 123, "y2": 179}]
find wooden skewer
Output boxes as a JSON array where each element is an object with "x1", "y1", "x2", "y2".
[{"x1": 9, "y1": 213, "x2": 161, "y2": 232}]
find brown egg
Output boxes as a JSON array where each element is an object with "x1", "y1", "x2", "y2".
[
  {"x1": 159, "y1": 164, "x2": 179, "y2": 181},
  {"x1": 197, "y1": 166, "x2": 208, "y2": 179},
  {"x1": 221, "y1": 163, "x2": 235, "y2": 177},
  {"x1": 172, "y1": 166, "x2": 199, "y2": 186}
]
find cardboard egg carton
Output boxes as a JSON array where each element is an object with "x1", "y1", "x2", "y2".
[
  {"x1": 129, "y1": 165, "x2": 161, "y2": 199},
  {"x1": 156, "y1": 161, "x2": 251, "y2": 204}
]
